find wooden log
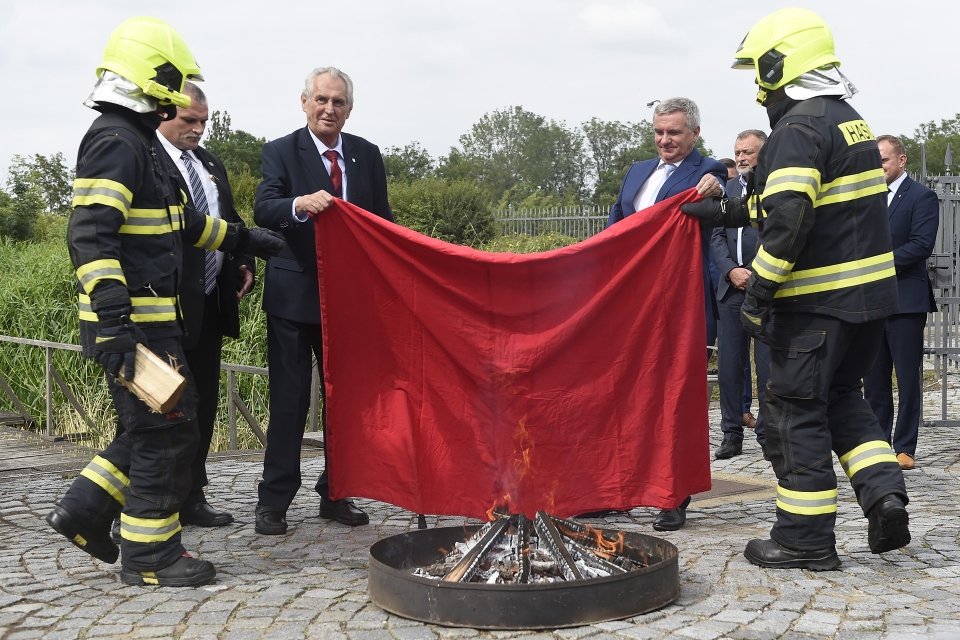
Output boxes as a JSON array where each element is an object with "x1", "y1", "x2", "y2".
[{"x1": 119, "y1": 344, "x2": 187, "y2": 413}]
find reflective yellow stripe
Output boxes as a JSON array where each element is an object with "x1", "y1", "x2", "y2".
[
  {"x1": 79, "y1": 455, "x2": 129, "y2": 505},
  {"x1": 761, "y1": 166, "x2": 821, "y2": 203},
  {"x1": 776, "y1": 486, "x2": 838, "y2": 516},
  {"x1": 195, "y1": 216, "x2": 227, "y2": 251},
  {"x1": 839, "y1": 440, "x2": 899, "y2": 479},
  {"x1": 837, "y1": 119, "x2": 876, "y2": 146},
  {"x1": 169, "y1": 204, "x2": 184, "y2": 231},
  {"x1": 76, "y1": 259, "x2": 126, "y2": 295},
  {"x1": 72, "y1": 178, "x2": 133, "y2": 217},
  {"x1": 77, "y1": 294, "x2": 177, "y2": 323},
  {"x1": 119, "y1": 208, "x2": 173, "y2": 235},
  {"x1": 752, "y1": 246, "x2": 795, "y2": 284},
  {"x1": 815, "y1": 169, "x2": 887, "y2": 207},
  {"x1": 119, "y1": 512, "x2": 182, "y2": 543},
  {"x1": 748, "y1": 195, "x2": 760, "y2": 222},
  {"x1": 775, "y1": 252, "x2": 896, "y2": 298}
]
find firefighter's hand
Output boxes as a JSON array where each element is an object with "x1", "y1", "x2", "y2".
[
  {"x1": 238, "y1": 227, "x2": 286, "y2": 260},
  {"x1": 93, "y1": 307, "x2": 147, "y2": 380},
  {"x1": 680, "y1": 197, "x2": 725, "y2": 225},
  {"x1": 741, "y1": 292, "x2": 772, "y2": 345}
]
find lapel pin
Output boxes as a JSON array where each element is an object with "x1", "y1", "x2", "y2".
[{"x1": 352, "y1": 158, "x2": 356, "y2": 162}]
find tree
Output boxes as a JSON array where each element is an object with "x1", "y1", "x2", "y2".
[
  {"x1": 7, "y1": 153, "x2": 73, "y2": 215},
  {"x1": 0, "y1": 188, "x2": 44, "y2": 241},
  {"x1": 902, "y1": 114, "x2": 960, "y2": 177},
  {"x1": 439, "y1": 106, "x2": 591, "y2": 206},
  {"x1": 204, "y1": 111, "x2": 267, "y2": 178},
  {"x1": 383, "y1": 142, "x2": 435, "y2": 183},
  {"x1": 582, "y1": 118, "x2": 652, "y2": 207}
]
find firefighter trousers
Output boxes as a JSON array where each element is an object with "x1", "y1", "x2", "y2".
[
  {"x1": 762, "y1": 312, "x2": 907, "y2": 551},
  {"x1": 57, "y1": 337, "x2": 200, "y2": 571}
]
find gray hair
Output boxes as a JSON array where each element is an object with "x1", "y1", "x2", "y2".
[
  {"x1": 654, "y1": 97, "x2": 700, "y2": 131},
  {"x1": 183, "y1": 81, "x2": 207, "y2": 105},
  {"x1": 736, "y1": 129, "x2": 767, "y2": 143},
  {"x1": 303, "y1": 67, "x2": 354, "y2": 106}
]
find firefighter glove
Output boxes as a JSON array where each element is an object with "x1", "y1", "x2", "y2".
[
  {"x1": 93, "y1": 307, "x2": 147, "y2": 381},
  {"x1": 741, "y1": 292, "x2": 772, "y2": 345},
  {"x1": 237, "y1": 227, "x2": 286, "y2": 259},
  {"x1": 680, "y1": 197, "x2": 750, "y2": 228}
]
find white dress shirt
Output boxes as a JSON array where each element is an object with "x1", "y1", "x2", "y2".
[
  {"x1": 887, "y1": 171, "x2": 907, "y2": 206},
  {"x1": 633, "y1": 158, "x2": 684, "y2": 213},
  {"x1": 292, "y1": 131, "x2": 348, "y2": 223},
  {"x1": 157, "y1": 132, "x2": 223, "y2": 274}
]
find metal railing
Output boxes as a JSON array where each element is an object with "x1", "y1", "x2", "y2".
[
  {"x1": 0, "y1": 334, "x2": 325, "y2": 448},
  {"x1": 494, "y1": 205, "x2": 610, "y2": 240},
  {"x1": 924, "y1": 172, "x2": 960, "y2": 426}
]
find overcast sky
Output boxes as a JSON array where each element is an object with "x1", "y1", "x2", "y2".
[{"x1": 2, "y1": 0, "x2": 957, "y2": 179}]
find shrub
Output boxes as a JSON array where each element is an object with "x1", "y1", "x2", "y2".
[
  {"x1": 389, "y1": 178, "x2": 495, "y2": 248},
  {"x1": 481, "y1": 232, "x2": 578, "y2": 254}
]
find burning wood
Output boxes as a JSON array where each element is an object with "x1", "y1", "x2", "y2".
[{"x1": 413, "y1": 513, "x2": 646, "y2": 584}]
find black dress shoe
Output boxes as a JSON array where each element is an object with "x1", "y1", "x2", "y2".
[
  {"x1": 319, "y1": 497, "x2": 369, "y2": 526},
  {"x1": 181, "y1": 502, "x2": 234, "y2": 527},
  {"x1": 653, "y1": 506, "x2": 686, "y2": 531},
  {"x1": 743, "y1": 538, "x2": 840, "y2": 570},
  {"x1": 255, "y1": 505, "x2": 288, "y2": 535},
  {"x1": 715, "y1": 440, "x2": 743, "y2": 459},
  {"x1": 120, "y1": 553, "x2": 216, "y2": 587},
  {"x1": 867, "y1": 494, "x2": 910, "y2": 554},
  {"x1": 46, "y1": 506, "x2": 119, "y2": 564}
]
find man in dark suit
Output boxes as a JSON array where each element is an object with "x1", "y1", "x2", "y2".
[
  {"x1": 253, "y1": 67, "x2": 393, "y2": 534},
  {"x1": 712, "y1": 130, "x2": 770, "y2": 460},
  {"x1": 157, "y1": 81, "x2": 255, "y2": 527},
  {"x1": 607, "y1": 97, "x2": 727, "y2": 531},
  {"x1": 864, "y1": 135, "x2": 939, "y2": 471}
]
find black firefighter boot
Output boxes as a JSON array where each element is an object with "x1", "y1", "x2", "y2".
[
  {"x1": 46, "y1": 505, "x2": 119, "y2": 564},
  {"x1": 120, "y1": 553, "x2": 216, "y2": 587}
]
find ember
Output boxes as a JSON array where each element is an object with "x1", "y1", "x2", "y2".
[{"x1": 412, "y1": 512, "x2": 646, "y2": 584}]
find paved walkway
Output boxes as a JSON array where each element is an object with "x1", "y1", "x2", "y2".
[{"x1": 2, "y1": 378, "x2": 960, "y2": 639}]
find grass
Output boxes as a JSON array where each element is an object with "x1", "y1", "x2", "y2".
[{"x1": 0, "y1": 216, "x2": 573, "y2": 451}]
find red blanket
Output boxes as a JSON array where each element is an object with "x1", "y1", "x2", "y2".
[{"x1": 314, "y1": 189, "x2": 711, "y2": 519}]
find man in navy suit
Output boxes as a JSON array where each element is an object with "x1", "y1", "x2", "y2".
[
  {"x1": 253, "y1": 67, "x2": 393, "y2": 534},
  {"x1": 607, "y1": 97, "x2": 727, "y2": 531},
  {"x1": 864, "y1": 135, "x2": 939, "y2": 471},
  {"x1": 712, "y1": 130, "x2": 770, "y2": 460}
]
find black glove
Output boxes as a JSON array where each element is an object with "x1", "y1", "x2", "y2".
[
  {"x1": 740, "y1": 292, "x2": 772, "y2": 345},
  {"x1": 236, "y1": 227, "x2": 286, "y2": 259},
  {"x1": 679, "y1": 197, "x2": 750, "y2": 228},
  {"x1": 93, "y1": 307, "x2": 147, "y2": 380}
]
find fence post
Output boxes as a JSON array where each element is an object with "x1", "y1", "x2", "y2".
[
  {"x1": 45, "y1": 346, "x2": 53, "y2": 438},
  {"x1": 228, "y1": 369, "x2": 237, "y2": 450},
  {"x1": 310, "y1": 359, "x2": 320, "y2": 432}
]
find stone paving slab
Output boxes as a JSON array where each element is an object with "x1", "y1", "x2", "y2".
[{"x1": 3, "y1": 380, "x2": 960, "y2": 639}]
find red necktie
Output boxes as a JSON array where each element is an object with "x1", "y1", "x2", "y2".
[{"x1": 323, "y1": 150, "x2": 342, "y2": 198}]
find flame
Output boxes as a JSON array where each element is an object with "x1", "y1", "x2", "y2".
[{"x1": 557, "y1": 522, "x2": 626, "y2": 559}]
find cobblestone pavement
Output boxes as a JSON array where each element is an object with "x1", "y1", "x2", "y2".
[{"x1": 3, "y1": 378, "x2": 960, "y2": 640}]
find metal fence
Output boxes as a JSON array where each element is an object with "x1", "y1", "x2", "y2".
[
  {"x1": 924, "y1": 172, "x2": 960, "y2": 426},
  {"x1": 0, "y1": 334, "x2": 323, "y2": 448},
  {"x1": 494, "y1": 205, "x2": 610, "y2": 240}
]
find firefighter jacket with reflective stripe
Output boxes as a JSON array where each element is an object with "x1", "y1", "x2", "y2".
[
  {"x1": 68, "y1": 107, "x2": 242, "y2": 357},
  {"x1": 749, "y1": 96, "x2": 898, "y2": 322}
]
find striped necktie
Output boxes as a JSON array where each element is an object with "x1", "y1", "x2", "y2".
[{"x1": 182, "y1": 151, "x2": 218, "y2": 295}]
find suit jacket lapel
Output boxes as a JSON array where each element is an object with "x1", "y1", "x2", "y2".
[
  {"x1": 623, "y1": 159, "x2": 658, "y2": 215},
  {"x1": 297, "y1": 126, "x2": 333, "y2": 195},
  {"x1": 888, "y1": 177, "x2": 909, "y2": 217},
  {"x1": 658, "y1": 149, "x2": 701, "y2": 202}
]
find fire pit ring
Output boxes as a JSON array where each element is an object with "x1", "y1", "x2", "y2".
[{"x1": 368, "y1": 523, "x2": 680, "y2": 629}]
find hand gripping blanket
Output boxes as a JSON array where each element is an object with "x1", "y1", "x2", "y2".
[{"x1": 313, "y1": 189, "x2": 711, "y2": 519}]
